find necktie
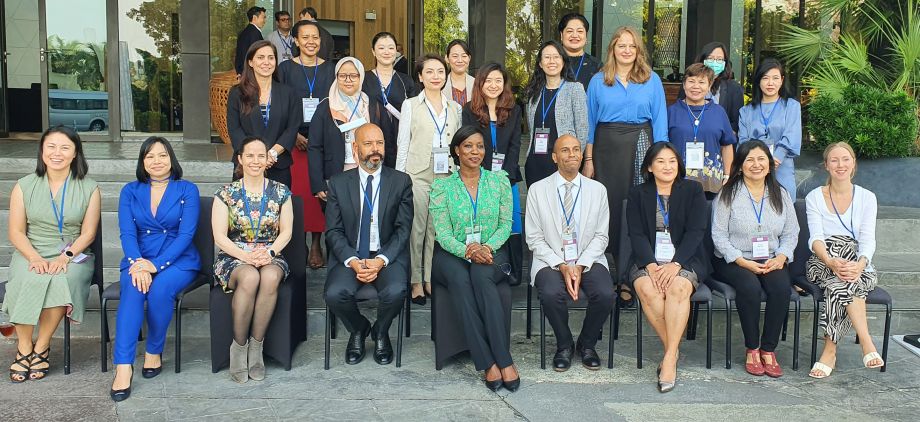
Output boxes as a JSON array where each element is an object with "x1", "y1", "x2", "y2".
[
  {"x1": 563, "y1": 182, "x2": 574, "y2": 231},
  {"x1": 358, "y1": 175, "x2": 373, "y2": 259}
]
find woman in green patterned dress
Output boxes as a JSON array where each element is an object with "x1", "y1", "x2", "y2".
[{"x1": 4, "y1": 126, "x2": 101, "y2": 382}]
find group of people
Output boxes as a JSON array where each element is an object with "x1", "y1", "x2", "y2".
[{"x1": 2, "y1": 10, "x2": 885, "y2": 402}]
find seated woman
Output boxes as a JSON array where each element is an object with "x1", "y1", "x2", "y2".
[
  {"x1": 5, "y1": 126, "x2": 101, "y2": 382},
  {"x1": 712, "y1": 140, "x2": 799, "y2": 378},
  {"x1": 110, "y1": 137, "x2": 201, "y2": 401},
  {"x1": 627, "y1": 142, "x2": 707, "y2": 393},
  {"x1": 806, "y1": 142, "x2": 883, "y2": 378},
  {"x1": 429, "y1": 125, "x2": 518, "y2": 392},
  {"x1": 212, "y1": 137, "x2": 294, "y2": 384}
]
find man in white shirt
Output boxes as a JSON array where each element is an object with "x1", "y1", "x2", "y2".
[
  {"x1": 324, "y1": 123, "x2": 414, "y2": 366},
  {"x1": 267, "y1": 11, "x2": 294, "y2": 63},
  {"x1": 525, "y1": 134, "x2": 615, "y2": 371}
]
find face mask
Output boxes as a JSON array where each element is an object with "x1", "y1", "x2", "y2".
[{"x1": 704, "y1": 59, "x2": 725, "y2": 76}]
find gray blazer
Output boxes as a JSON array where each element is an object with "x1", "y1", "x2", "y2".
[{"x1": 525, "y1": 81, "x2": 589, "y2": 150}]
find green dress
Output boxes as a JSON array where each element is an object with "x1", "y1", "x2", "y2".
[{"x1": 2, "y1": 173, "x2": 98, "y2": 325}]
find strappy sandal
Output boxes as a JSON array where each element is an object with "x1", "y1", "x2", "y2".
[
  {"x1": 863, "y1": 351, "x2": 884, "y2": 369},
  {"x1": 9, "y1": 350, "x2": 32, "y2": 383},
  {"x1": 28, "y1": 347, "x2": 50, "y2": 380},
  {"x1": 808, "y1": 361, "x2": 834, "y2": 379}
]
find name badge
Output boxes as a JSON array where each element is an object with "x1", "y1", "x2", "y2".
[
  {"x1": 433, "y1": 147, "x2": 450, "y2": 174},
  {"x1": 654, "y1": 231, "x2": 675, "y2": 263},
  {"x1": 465, "y1": 225, "x2": 482, "y2": 245},
  {"x1": 58, "y1": 240, "x2": 89, "y2": 264},
  {"x1": 344, "y1": 131, "x2": 356, "y2": 164},
  {"x1": 751, "y1": 234, "x2": 770, "y2": 261},
  {"x1": 491, "y1": 152, "x2": 506, "y2": 172},
  {"x1": 302, "y1": 98, "x2": 319, "y2": 123},
  {"x1": 686, "y1": 141, "x2": 705, "y2": 169},
  {"x1": 338, "y1": 117, "x2": 367, "y2": 133},
  {"x1": 369, "y1": 216, "x2": 379, "y2": 248},
  {"x1": 562, "y1": 230, "x2": 578, "y2": 264},
  {"x1": 384, "y1": 103, "x2": 402, "y2": 120},
  {"x1": 534, "y1": 128, "x2": 550, "y2": 154}
]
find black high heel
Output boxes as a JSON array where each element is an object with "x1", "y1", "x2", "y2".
[
  {"x1": 28, "y1": 347, "x2": 50, "y2": 380},
  {"x1": 501, "y1": 365, "x2": 521, "y2": 392},
  {"x1": 142, "y1": 355, "x2": 162, "y2": 379},
  {"x1": 110, "y1": 366, "x2": 134, "y2": 402},
  {"x1": 9, "y1": 350, "x2": 32, "y2": 383}
]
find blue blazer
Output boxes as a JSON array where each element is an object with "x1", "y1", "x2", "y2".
[{"x1": 118, "y1": 179, "x2": 201, "y2": 273}]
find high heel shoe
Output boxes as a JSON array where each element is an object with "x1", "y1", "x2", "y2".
[
  {"x1": 141, "y1": 354, "x2": 162, "y2": 379},
  {"x1": 28, "y1": 347, "x2": 50, "y2": 381},
  {"x1": 501, "y1": 365, "x2": 520, "y2": 392},
  {"x1": 110, "y1": 367, "x2": 134, "y2": 402},
  {"x1": 657, "y1": 378, "x2": 676, "y2": 393},
  {"x1": 9, "y1": 350, "x2": 32, "y2": 383},
  {"x1": 484, "y1": 377, "x2": 502, "y2": 391}
]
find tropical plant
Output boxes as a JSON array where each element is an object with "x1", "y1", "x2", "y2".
[{"x1": 423, "y1": 0, "x2": 467, "y2": 54}]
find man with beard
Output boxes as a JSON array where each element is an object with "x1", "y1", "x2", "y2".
[{"x1": 323, "y1": 123, "x2": 414, "y2": 365}]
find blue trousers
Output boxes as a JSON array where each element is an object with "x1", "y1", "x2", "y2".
[{"x1": 113, "y1": 266, "x2": 197, "y2": 365}]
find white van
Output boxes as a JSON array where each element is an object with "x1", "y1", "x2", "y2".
[{"x1": 49, "y1": 89, "x2": 109, "y2": 131}]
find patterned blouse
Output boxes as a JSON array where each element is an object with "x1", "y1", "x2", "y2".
[
  {"x1": 429, "y1": 168, "x2": 512, "y2": 258},
  {"x1": 214, "y1": 179, "x2": 291, "y2": 250}
]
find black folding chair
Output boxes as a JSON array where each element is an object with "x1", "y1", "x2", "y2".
[
  {"x1": 100, "y1": 196, "x2": 215, "y2": 373},
  {"x1": 324, "y1": 282, "x2": 408, "y2": 369}
]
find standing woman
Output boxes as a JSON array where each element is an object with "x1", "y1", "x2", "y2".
[
  {"x1": 522, "y1": 40, "x2": 589, "y2": 187},
  {"x1": 587, "y1": 26, "x2": 668, "y2": 262},
  {"x1": 278, "y1": 20, "x2": 335, "y2": 269},
  {"x1": 5, "y1": 126, "x2": 100, "y2": 382},
  {"x1": 678, "y1": 42, "x2": 745, "y2": 133},
  {"x1": 362, "y1": 32, "x2": 418, "y2": 168},
  {"x1": 711, "y1": 140, "x2": 799, "y2": 378},
  {"x1": 308, "y1": 57, "x2": 391, "y2": 199},
  {"x1": 227, "y1": 40, "x2": 300, "y2": 187},
  {"x1": 443, "y1": 39, "x2": 475, "y2": 106},
  {"x1": 396, "y1": 54, "x2": 462, "y2": 304},
  {"x1": 212, "y1": 137, "x2": 294, "y2": 383},
  {"x1": 806, "y1": 142, "x2": 884, "y2": 378},
  {"x1": 738, "y1": 58, "x2": 801, "y2": 199},
  {"x1": 558, "y1": 13, "x2": 602, "y2": 90},
  {"x1": 462, "y1": 62, "x2": 523, "y2": 283},
  {"x1": 429, "y1": 126, "x2": 518, "y2": 392},
  {"x1": 110, "y1": 137, "x2": 200, "y2": 401}
]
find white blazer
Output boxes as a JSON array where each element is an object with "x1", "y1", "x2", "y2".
[{"x1": 525, "y1": 172, "x2": 610, "y2": 285}]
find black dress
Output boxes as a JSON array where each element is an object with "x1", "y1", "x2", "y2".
[
  {"x1": 524, "y1": 87, "x2": 560, "y2": 187},
  {"x1": 567, "y1": 54, "x2": 602, "y2": 92},
  {"x1": 277, "y1": 59, "x2": 336, "y2": 136},
  {"x1": 362, "y1": 70, "x2": 419, "y2": 168}
]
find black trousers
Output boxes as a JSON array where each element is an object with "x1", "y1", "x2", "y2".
[
  {"x1": 432, "y1": 244, "x2": 513, "y2": 371},
  {"x1": 534, "y1": 264, "x2": 615, "y2": 350},
  {"x1": 231, "y1": 165, "x2": 292, "y2": 189},
  {"x1": 713, "y1": 259, "x2": 791, "y2": 352},
  {"x1": 324, "y1": 258, "x2": 407, "y2": 336}
]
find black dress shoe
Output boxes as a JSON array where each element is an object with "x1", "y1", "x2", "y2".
[
  {"x1": 484, "y1": 378, "x2": 503, "y2": 391},
  {"x1": 503, "y1": 377, "x2": 521, "y2": 392},
  {"x1": 345, "y1": 324, "x2": 370, "y2": 365},
  {"x1": 411, "y1": 295, "x2": 427, "y2": 306},
  {"x1": 372, "y1": 331, "x2": 393, "y2": 365},
  {"x1": 577, "y1": 345, "x2": 602, "y2": 370},
  {"x1": 141, "y1": 366, "x2": 162, "y2": 379},
  {"x1": 553, "y1": 346, "x2": 574, "y2": 372},
  {"x1": 110, "y1": 368, "x2": 134, "y2": 402}
]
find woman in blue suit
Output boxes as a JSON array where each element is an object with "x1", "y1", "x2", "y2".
[{"x1": 110, "y1": 137, "x2": 201, "y2": 401}]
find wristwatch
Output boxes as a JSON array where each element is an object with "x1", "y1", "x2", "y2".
[
  {"x1": 269, "y1": 149, "x2": 279, "y2": 160},
  {"x1": 269, "y1": 249, "x2": 277, "y2": 258},
  {"x1": 64, "y1": 249, "x2": 74, "y2": 258}
]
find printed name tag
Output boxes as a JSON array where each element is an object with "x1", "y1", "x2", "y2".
[
  {"x1": 384, "y1": 103, "x2": 402, "y2": 120},
  {"x1": 369, "y1": 218, "x2": 379, "y2": 247},
  {"x1": 338, "y1": 117, "x2": 367, "y2": 133},
  {"x1": 655, "y1": 231, "x2": 675, "y2": 263},
  {"x1": 302, "y1": 98, "x2": 319, "y2": 123},
  {"x1": 344, "y1": 131, "x2": 356, "y2": 164},
  {"x1": 433, "y1": 147, "x2": 450, "y2": 174},
  {"x1": 686, "y1": 142, "x2": 705, "y2": 169},
  {"x1": 491, "y1": 153, "x2": 506, "y2": 172},
  {"x1": 534, "y1": 128, "x2": 550, "y2": 154},
  {"x1": 465, "y1": 225, "x2": 482, "y2": 245},
  {"x1": 562, "y1": 230, "x2": 578, "y2": 264},
  {"x1": 751, "y1": 234, "x2": 770, "y2": 261}
]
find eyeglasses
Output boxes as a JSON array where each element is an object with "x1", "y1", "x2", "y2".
[{"x1": 337, "y1": 73, "x2": 360, "y2": 81}]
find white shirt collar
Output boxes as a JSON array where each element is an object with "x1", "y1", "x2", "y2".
[
  {"x1": 554, "y1": 171, "x2": 582, "y2": 190},
  {"x1": 423, "y1": 93, "x2": 450, "y2": 115},
  {"x1": 358, "y1": 165, "x2": 382, "y2": 183}
]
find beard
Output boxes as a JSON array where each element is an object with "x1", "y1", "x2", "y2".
[{"x1": 362, "y1": 153, "x2": 383, "y2": 170}]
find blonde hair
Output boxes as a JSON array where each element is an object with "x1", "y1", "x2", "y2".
[
  {"x1": 823, "y1": 141, "x2": 858, "y2": 184},
  {"x1": 602, "y1": 26, "x2": 651, "y2": 86}
]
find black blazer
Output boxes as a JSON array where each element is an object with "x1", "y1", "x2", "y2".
[
  {"x1": 226, "y1": 82, "x2": 300, "y2": 169},
  {"x1": 362, "y1": 71, "x2": 419, "y2": 168},
  {"x1": 678, "y1": 78, "x2": 744, "y2": 133},
  {"x1": 461, "y1": 104, "x2": 523, "y2": 184},
  {"x1": 234, "y1": 24, "x2": 264, "y2": 75},
  {"x1": 307, "y1": 97, "x2": 393, "y2": 194},
  {"x1": 626, "y1": 179, "x2": 708, "y2": 277},
  {"x1": 324, "y1": 166, "x2": 414, "y2": 267}
]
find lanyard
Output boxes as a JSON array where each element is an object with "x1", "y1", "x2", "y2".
[
  {"x1": 347, "y1": 95, "x2": 363, "y2": 121},
  {"x1": 361, "y1": 176, "x2": 382, "y2": 217},
  {"x1": 760, "y1": 100, "x2": 780, "y2": 136},
  {"x1": 426, "y1": 99, "x2": 447, "y2": 141},
  {"x1": 656, "y1": 192, "x2": 670, "y2": 231},
  {"x1": 241, "y1": 179, "x2": 268, "y2": 242},
  {"x1": 489, "y1": 121, "x2": 498, "y2": 150},
  {"x1": 540, "y1": 81, "x2": 564, "y2": 127},
  {"x1": 829, "y1": 185, "x2": 857, "y2": 240},
  {"x1": 572, "y1": 54, "x2": 586, "y2": 79},
  {"x1": 464, "y1": 168, "x2": 483, "y2": 224},
  {"x1": 747, "y1": 186, "x2": 766, "y2": 227},
  {"x1": 684, "y1": 100, "x2": 708, "y2": 142},
  {"x1": 556, "y1": 182, "x2": 581, "y2": 228},
  {"x1": 49, "y1": 174, "x2": 70, "y2": 240},
  {"x1": 261, "y1": 89, "x2": 271, "y2": 128},
  {"x1": 375, "y1": 70, "x2": 393, "y2": 106},
  {"x1": 278, "y1": 31, "x2": 293, "y2": 54},
  {"x1": 299, "y1": 57, "x2": 319, "y2": 97}
]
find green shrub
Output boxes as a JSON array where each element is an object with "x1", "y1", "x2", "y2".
[{"x1": 807, "y1": 85, "x2": 918, "y2": 158}]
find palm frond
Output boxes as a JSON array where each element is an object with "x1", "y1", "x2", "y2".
[
  {"x1": 775, "y1": 24, "x2": 830, "y2": 70},
  {"x1": 805, "y1": 63, "x2": 852, "y2": 99},
  {"x1": 830, "y1": 35, "x2": 874, "y2": 77}
]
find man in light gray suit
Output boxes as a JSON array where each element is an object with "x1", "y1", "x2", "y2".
[{"x1": 525, "y1": 134, "x2": 615, "y2": 371}]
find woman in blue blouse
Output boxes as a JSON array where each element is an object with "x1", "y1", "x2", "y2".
[
  {"x1": 738, "y1": 58, "x2": 802, "y2": 199},
  {"x1": 586, "y1": 26, "x2": 667, "y2": 262},
  {"x1": 110, "y1": 137, "x2": 200, "y2": 401}
]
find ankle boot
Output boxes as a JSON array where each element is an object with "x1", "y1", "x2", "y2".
[
  {"x1": 229, "y1": 339, "x2": 249, "y2": 383},
  {"x1": 248, "y1": 337, "x2": 265, "y2": 381}
]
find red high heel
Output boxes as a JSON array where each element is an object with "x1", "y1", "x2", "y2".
[
  {"x1": 760, "y1": 351, "x2": 783, "y2": 378},
  {"x1": 745, "y1": 349, "x2": 765, "y2": 376}
]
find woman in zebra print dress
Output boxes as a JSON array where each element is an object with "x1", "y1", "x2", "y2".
[{"x1": 805, "y1": 142, "x2": 883, "y2": 379}]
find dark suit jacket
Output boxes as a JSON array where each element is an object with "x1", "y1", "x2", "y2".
[
  {"x1": 362, "y1": 71, "x2": 418, "y2": 168},
  {"x1": 235, "y1": 24, "x2": 264, "y2": 75},
  {"x1": 306, "y1": 97, "x2": 393, "y2": 194},
  {"x1": 678, "y1": 78, "x2": 744, "y2": 133},
  {"x1": 324, "y1": 166, "x2": 414, "y2": 267},
  {"x1": 461, "y1": 104, "x2": 523, "y2": 184},
  {"x1": 226, "y1": 82, "x2": 301, "y2": 169},
  {"x1": 626, "y1": 179, "x2": 708, "y2": 277}
]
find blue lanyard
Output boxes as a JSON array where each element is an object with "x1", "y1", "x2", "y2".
[
  {"x1": 299, "y1": 57, "x2": 319, "y2": 97},
  {"x1": 572, "y1": 54, "x2": 586, "y2": 79},
  {"x1": 540, "y1": 82, "x2": 564, "y2": 127},
  {"x1": 241, "y1": 179, "x2": 268, "y2": 242},
  {"x1": 684, "y1": 100, "x2": 708, "y2": 142},
  {"x1": 829, "y1": 185, "x2": 857, "y2": 240},
  {"x1": 361, "y1": 176, "x2": 382, "y2": 217},
  {"x1": 489, "y1": 121, "x2": 498, "y2": 150},
  {"x1": 656, "y1": 192, "x2": 670, "y2": 230},
  {"x1": 556, "y1": 182, "x2": 581, "y2": 228},
  {"x1": 49, "y1": 175, "x2": 70, "y2": 240},
  {"x1": 426, "y1": 99, "x2": 447, "y2": 139},
  {"x1": 747, "y1": 187, "x2": 766, "y2": 226},
  {"x1": 279, "y1": 31, "x2": 293, "y2": 54},
  {"x1": 464, "y1": 168, "x2": 482, "y2": 223},
  {"x1": 261, "y1": 89, "x2": 271, "y2": 128},
  {"x1": 760, "y1": 100, "x2": 780, "y2": 137},
  {"x1": 347, "y1": 96, "x2": 363, "y2": 121},
  {"x1": 376, "y1": 71, "x2": 393, "y2": 106}
]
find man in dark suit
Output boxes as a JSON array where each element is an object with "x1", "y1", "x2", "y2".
[
  {"x1": 299, "y1": 6, "x2": 334, "y2": 61},
  {"x1": 324, "y1": 123, "x2": 413, "y2": 365},
  {"x1": 235, "y1": 6, "x2": 267, "y2": 75}
]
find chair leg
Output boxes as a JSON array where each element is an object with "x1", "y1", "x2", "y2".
[
  {"x1": 539, "y1": 302, "x2": 546, "y2": 370},
  {"x1": 101, "y1": 298, "x2": 109, "y2": 373},
  {"x1": 404, "y1": 296, "x2": 411, "y2": 338},
  {"x1": 688, "y1": 302, "x2": 700, "y2": 340},
  {"x1": 724, "y1": 298, "x2": 732, "y2": 370},
  {"x1": 430, "y1": 287, "x2": 436, "y2": 342},
  {"x1": 175, "y1": 297, "x2": 183, "y2": 374},
  {"x1": 64, "y1": 317, "x2": 71, "y2": 375},
  {"x1": 810, "y1": 297, "x2": 820, "y2": 367},
  {"x1": 330, "y1": 312, "x2": 337, "y2": 340},
  {"x1": 613, "y1": 292, "x2": 621, "y2": 340},
  {"x1": 636, "y1": 299, "x2": 642, "y2": 369},
  {"x1": 324, "y1": 305, "x2": 331, "y2": 370},
  {"x1": 793, "y1": 300, "x2": 801, "y2": 371},
  {"x1": 781, "y1": 309, "x2": 789, "y2": 342},
  {"x1": 526, "y1": 284, "x2": 532, "y2": 339},
  {"x1": 706, "y1": 300, "x2": 713, "y2": 369},
  {"x1": 881, "y1": 303, "x2": 891, "y2": 372},
  {"x1": 607, "y1": 309, "x2": 614, "y2": 369},
  {"x1": 396, "y1": 305, "x2": 404, "y2": 368}
]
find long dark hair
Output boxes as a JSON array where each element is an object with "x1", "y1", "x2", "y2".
[
  {"x1": 290, "y1": 20, "x2": 321, "y2": 59},
  {"x1": 469, "y1": 62, "x2": 515, "y2": 126},
  {"x1": 720, "y1": 140, "x2": 784, "y2": 213},
  {"x1": 641, "y1": 142, "x2": 686, "y2": 183},
  {"x1": 751, "y1": 58, "x2": 791, "y2": 106},
  {"x1": 449, "y1": 125, "x2": 483, "y2": 165},
  {"x1": 523, "y1": 41, "x2": 574, "y2": 105},
  {"x1": 135, "y1": 136, "x2": 183, "y2": 182},
  {"x1": 35, "y1": 125, "x2": 89, "y2": 179},
  {"x1": 696, "y1": 41, "x2": 733, "y2": 93},
  {"x1": 238, "y1": 40, "x2": 277, "y2": 115}
]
